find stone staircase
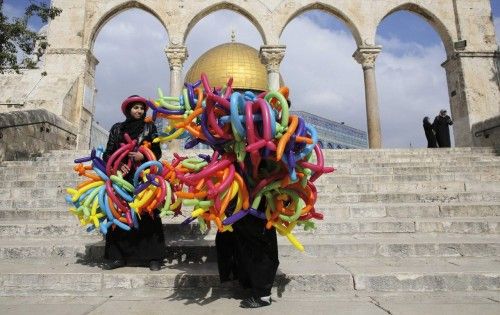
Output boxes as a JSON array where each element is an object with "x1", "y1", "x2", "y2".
[{"x1": 0, "y1": 147, "x2": 499, "y2": 297}]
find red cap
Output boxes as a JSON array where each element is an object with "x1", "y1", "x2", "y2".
[{"x1": 121, "y1": 95, "x2": 148, "y2": 116}]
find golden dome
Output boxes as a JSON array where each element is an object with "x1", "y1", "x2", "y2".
[{"x1": 185, "y1": 42, "x2": 279, "y2": 92}]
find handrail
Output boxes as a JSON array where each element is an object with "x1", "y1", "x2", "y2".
[
  {"x1": 0, "y1": 120, "x2": 77, "y2": 138},
  {"x1": 474, "y1": 123, "x2": 500, "y2": 138}
]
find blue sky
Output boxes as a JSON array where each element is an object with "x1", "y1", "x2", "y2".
[{"x1": 3, "y1": 1, "x2": 500, "y2": 148}]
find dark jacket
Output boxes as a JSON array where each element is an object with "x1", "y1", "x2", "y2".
[
  {"x1": 103, "y1": 122, "x2": 162, "y2": 162},
  {"x1": 423, "y1": 118, "x2": 437, "y2": 148},
  {"x1": 433, "y1": 115, "x2": 453, "y2": 148}
]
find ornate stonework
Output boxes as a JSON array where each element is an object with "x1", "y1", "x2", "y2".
[
  {"x1": 259, "y1": 45, "x2": 286, "y2": 73},
  {"x1": 353, "y1": 46, "x2": 382, "y2": 70},
  {"x1": 165, "y1": 45, "x2": 188, "y2": 71}
]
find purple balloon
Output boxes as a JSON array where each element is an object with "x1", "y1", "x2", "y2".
[
  {"x1": 184, "y1": 138, "x2": 201, "y2": 149},
  {"x1": 222, "y1": 209, "x2": 249, "y2": 225},
  {"x1": 198, "y1": 154, "x2": 211, "y2": 163},
  {"x1": 92, "y1": 157, "x2": 107, "y2": 173},
  {"x1": 74, "y1": 156, "x2": 92, "y2": 163},
  {"x1": 249, "y1": 208, "x2": 266, "y2": 220},
  {"x1": 181, "y1": 217, "x2": 197, "y2": 225}
]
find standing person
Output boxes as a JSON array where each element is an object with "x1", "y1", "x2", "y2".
[
  {"x1": 215, "y1": 160, "x2": 279, "y2": 308},
  {"x1": 423, "y1": 116, "x2": 437, "y2": 148},
  {"x1": 102, "y1": 95, "x2": 166, "y2": 271},
  {"x1": 233, "y1": 199, "x2": 279, "y2": 308},
  {"x1": 433, "y1": 109, "x2": 453, "y2": 147}
]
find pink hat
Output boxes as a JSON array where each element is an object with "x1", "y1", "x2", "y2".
[{"x1": 121, "y1": 95, "x2": 148, "y2": 116}]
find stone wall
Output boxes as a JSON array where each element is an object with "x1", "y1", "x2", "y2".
[
  {"x1": 0, "y1": 110, "x2": 77, "y2": 161},
  {"x1": 89, "y1": 121, "x2": 109, "y2": 150}
]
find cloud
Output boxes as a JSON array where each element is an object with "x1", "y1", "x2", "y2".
[
  {"x1": 93, "y1": 9, "x2": 169, "y2": 130},
  {"x1": 93, "y1": 9, "x2": 452, "y2": 148}
]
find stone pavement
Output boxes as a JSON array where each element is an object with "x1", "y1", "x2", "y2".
[{"x1": 1, "y1": 291, "x2": 500, "y2": 315}]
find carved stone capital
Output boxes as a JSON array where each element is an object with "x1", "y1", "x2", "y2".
[
  {"x1": 353, "y1": 46, "x2": 382, "y2": 70},
  {"x1": 165, "y1": 45, "x2": 188, "y2": 70},
  {"x1": 259, "y1": 45, "x2": 286, "y2": 73}
]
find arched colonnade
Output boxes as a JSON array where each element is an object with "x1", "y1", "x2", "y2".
[{"x1": 45, "y1": 0, "x2": 499, "y2": 148}]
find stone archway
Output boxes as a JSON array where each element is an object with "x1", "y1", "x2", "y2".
[
  {"x1": 278, "y1": 2, "x2": 363, "y2": 47},
  {"x1": 182, "y1": 2, "x2": 267, "y2": 45},
  {"x1": 88, "y1": 1, "x2": 169, "y2": 50},
  {"x1": 91, "y1": 7, "x2": 170, "y2": 138},
  {"x1": 375, "y1": 5, "x2": 452, "y2": 148},
  {"x1": 376, "y1": 2, "x2": 454, "y2": 57}
]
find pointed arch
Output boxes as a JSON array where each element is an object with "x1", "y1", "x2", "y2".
[
  {"x1": 377, "y1": 2, "x2": 454, "y2": 56},
  {"x1": 89, "y1": 1, "x2": 168, "y2": 49},
  {"x1": 183, "y1": 2, "x2": 266, "y2": 44},
  {"x1": 279, "y1": 2, "x2": 362, "y2": 46}
]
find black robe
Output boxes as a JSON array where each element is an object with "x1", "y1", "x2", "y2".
[
  {"x1": 433, "y1": 115, "x2": 453, "y2": 148},
  {"x1": 423, "y1": 119, "x2": 437, "y2": 148},
  {"x1": 216, "y1": 199, "x2": 279, "y2": 298},
  {"x1": 103, "y1": 121, "x2": 166, "y2": 262}
]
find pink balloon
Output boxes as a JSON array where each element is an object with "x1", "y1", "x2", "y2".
[{"x1": 208, "y1": 164, "x2": 235, "y2": 198}]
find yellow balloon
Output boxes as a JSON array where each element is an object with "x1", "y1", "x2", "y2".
[
  {"x1": 191, "y1": 208, "x2": 207, "y2": 218},
  {"x1": 286, "y1": 232, "x2": 304, "y2": 252}
]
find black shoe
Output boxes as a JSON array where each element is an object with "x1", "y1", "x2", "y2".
[
  {"x1": 149, "y1": 260, "x2": 161, "y2": 271},
  {"x1": 103, "y1": 259, "x2": 125, "y2": 270},
  {"x1": 240, "y1": 296, "x2": 272, "y2": 308}
]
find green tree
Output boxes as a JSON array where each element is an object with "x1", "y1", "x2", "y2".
[{"x1": 0, "y1": 0, "x2": 61, "y2": 73}]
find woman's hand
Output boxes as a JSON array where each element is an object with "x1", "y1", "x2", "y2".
[
  {"x1": 119, "y1": 163, "x2": 130, "y2": 175},
  {"x1": 128, "y1": 151, "x2": 145, "y2": 162}
]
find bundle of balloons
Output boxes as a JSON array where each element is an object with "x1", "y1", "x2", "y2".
[{"x1": 66, "y1": 73, "x2": 334, "y2": 251}]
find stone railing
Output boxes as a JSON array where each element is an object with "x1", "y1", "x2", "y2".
[
  {"x1": 0, "y1": 109, "x2": 77, "y2": 161},
  {"x1": 89, "y1": 121, "x2": 109, "y2": 150},
  {"x1": 472, "y1": 115, "x2": 500, "y2": 151}
]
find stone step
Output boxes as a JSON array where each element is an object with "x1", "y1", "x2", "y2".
[
  {"x1": 0, "y1": 171, "x2": 500, "y2": 187},
  {"x1": 336, "y1": 257, "x2": 500, "y2": 292},
  {"x1": 0, "y1": 259, "x2": 353, "y2": 296},
  {"x1": 346, "y1": 203, "x2": 500, "y2": 219},
  {"x1": 1, "y1": 217, "x2": 499, "y2": 239},
  {"x1": 315, "y1": 191, "x2": 500, "y2": 204},
  {"x1": 0, "y1": 209, "x2": 76, "y2": 220},
  {"x1": 7, "y1": 155, "x2": 499, "y2": 166},
  {"x1": 3, "y1": 181, "x2": 499, "y2": 201},
  {"x1": 5, "y1": 173, "x2": 498, "y2": 191},
  {"x1": 334, "y1": 166, "x2": 500, "y2": 176},
  {"x1": 0, "y1": 257, "x2": 499, "y2": 296},
  {"x1": 2, "y1": 157, "x2": 500, "y2": 172},
  {"x1": 40, "y1": 147, "x2": 496, "y2": 157},
  {"x1": 319, "y1": 173, "x2": 500, "y2": 184},
  {"x1": 328, "y1": 161, "x2": 500, "y2": 169},
  {"x1": 2, "y1": 177, "x2": 498, "y2": 197},
  {"x1": 1, "y1": 234, "x2": 499, "y2": 260},
  {"x1": 1, "y1": 191, "x2": 498, "y2": 211},
  {"x1": 2, "y1": 203, "x2": 500, "y2": 221},
  {"x1": 316, "y1": 181, "x2": 500, "y2": 193}
]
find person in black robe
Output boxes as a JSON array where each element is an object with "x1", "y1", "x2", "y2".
[
  {"x1": 102, "y1": 95, "x2": 166, "y2": 271},
  {"x1": 215, "y1": 160, "x2": 279, "y2": 308},
  {"x1": 433, "y1": 109, "x2": 453, "y2": 147},
  {"x1": 423, "y1": 116, "x2": 437, "y2": 148}
]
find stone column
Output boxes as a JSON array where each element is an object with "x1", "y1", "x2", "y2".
[
  {"x1": 442, "y1": 51, "x2": 500, "y2": 147},
  {"x1": 259, "y1": 45, "x2": 286, "y2": 91},
  {"x1": 165, "y1": 44, "x2": 188, "y2": 97},
  {"x1": 164, "y1": 45, "x2": 188, "y2": 151},
  {"x1": 353, "y1": 46, "x2": 382, "y2": 149}
]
